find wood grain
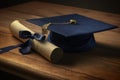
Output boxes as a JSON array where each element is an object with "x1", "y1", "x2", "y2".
[{"x1": 0, "y1": 1, "x2": 120, "y2": 80}]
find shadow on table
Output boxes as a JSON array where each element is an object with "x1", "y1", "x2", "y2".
[
  {"x1": 59, "y1": 42, "x2": 120, "y2": 66},
  {"x1": 0, "y1": 70, "x2": 25, "y2": 80}
]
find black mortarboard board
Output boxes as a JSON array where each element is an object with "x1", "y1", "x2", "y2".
[{"x1": 27, "y1": 14, "x2": 117, "y2": 52}]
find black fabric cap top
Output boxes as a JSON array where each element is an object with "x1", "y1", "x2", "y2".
[{"x1": 27, "y1": 14, "x2": 117, "y2": 52}]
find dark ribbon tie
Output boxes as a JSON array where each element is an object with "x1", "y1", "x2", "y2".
[{"x1": 0, "y1": 31, "x2": 46, "y2": 54}]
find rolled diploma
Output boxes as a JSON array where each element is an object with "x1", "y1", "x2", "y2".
[{"x1": 10, "y1": 20, "x2": 63, "y2": 63}]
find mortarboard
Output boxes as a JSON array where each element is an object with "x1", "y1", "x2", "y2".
[{"x1": 27, "y1": 14, "x2": 117, "y2": 52}]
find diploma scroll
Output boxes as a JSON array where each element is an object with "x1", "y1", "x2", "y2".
[{"x1": 10, "y1": 20, "x2": 63, "y2": 63}]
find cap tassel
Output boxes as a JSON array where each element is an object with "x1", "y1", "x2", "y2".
[{"x1": 41, "y1": 19, "x2": 77, "y2": 35}]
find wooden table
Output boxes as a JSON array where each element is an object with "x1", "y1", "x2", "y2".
[{"x1": 0, "y1": 1, "x2": 120, "y2": 80}]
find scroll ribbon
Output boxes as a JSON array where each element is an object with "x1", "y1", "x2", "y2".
[{"x1": 0, "y1": 31, "x2": 46, "y2": 54}]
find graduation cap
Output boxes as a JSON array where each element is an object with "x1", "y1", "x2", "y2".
[{"x1": 27, "y1": 14, "x2": 117, "y2": 52}]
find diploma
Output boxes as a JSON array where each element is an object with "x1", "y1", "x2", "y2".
[{"x1": 10, "y1": 20, "x2": 63, "y2": 63}]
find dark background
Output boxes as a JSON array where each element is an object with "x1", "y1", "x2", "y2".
[
  {"x1": 0, "y1": 0, "x2": 119, "y2": 80},
  {"x1": 0, "y1": 0, "x2": 120, "y2": 14}
]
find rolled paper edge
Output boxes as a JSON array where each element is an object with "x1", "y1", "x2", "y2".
[
  {"x1": 50, "y1": 48, "x2": 63, "y2": 63},
  {"x1": 10, "y1": 20, "x2": 63, "y2": 63}
]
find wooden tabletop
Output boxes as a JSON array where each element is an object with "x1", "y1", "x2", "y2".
[{"x1": 0, "y1": 1, "x2": 120, "y2": 80}]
